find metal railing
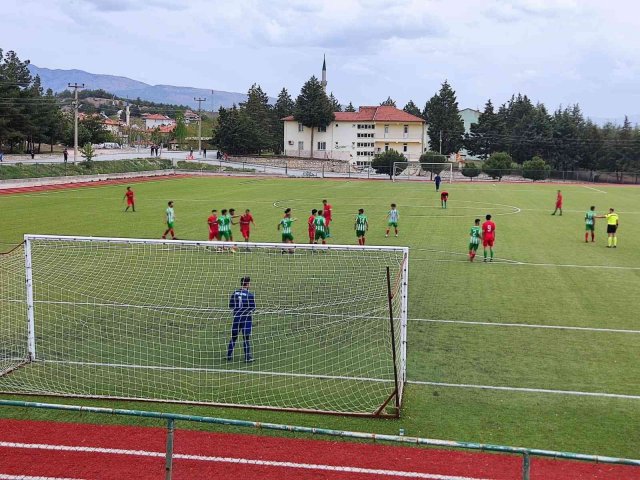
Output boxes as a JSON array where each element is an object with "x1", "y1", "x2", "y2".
[{"x1": 0, "y1": 400, "x2": 638, "y2": 480}]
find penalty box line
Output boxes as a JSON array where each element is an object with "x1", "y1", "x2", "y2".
[
  {"x1": 409, "y1": 318, "x2": 640, "y2": 334},
  {"x1": 0, "y1": 442, "x2": 489, "y2": 480}
]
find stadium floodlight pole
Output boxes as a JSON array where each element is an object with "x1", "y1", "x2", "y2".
[
  {"x1": 68, "y1": 83, "x2": 85, "y2": 164},
  {"x1": 194, "y1": 97, "x2": 206, "y2": 155}
]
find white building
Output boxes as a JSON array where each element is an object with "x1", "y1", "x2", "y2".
[
  {"x1": 144, "y1": 114, "x2": 176, "y2": 130},
  {"x1": 458, "y1": 108, "x2": 481, "y2": 162},
  {"x1": 283, "y1": 106, "x2": 427, "y2": 165}
]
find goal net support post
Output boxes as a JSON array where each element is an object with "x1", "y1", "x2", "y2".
[
  {"x1": 392, "y1": 161, "x2": 453, "y2": 182},
  {"x1": 0, "y1": 235, "x2": 409, "y2": 418}
]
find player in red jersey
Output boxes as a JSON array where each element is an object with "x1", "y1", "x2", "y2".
[
  {"x1": 308, "y1": 209, "x2": 317, "y2": 244},
  {"x1": 322, "y1": 199, "x2": 332, "y2": 237},
  {"x1": 239, "y1": 209, "x2": 255, "y2": 241},
  {"x1": 207, "y1": 209, "x2": 219, "y2": 241},
  {"x1": 552, "y1": 190, "x2": 563, "y2": 216},
  {"x1": 481, "y1": 214, "x2": 496, "y2": 262},
  {"x1": 123, "y1": 187, "x2": 135, "y2": 212},
  {"x1": 440, "y1": 190, "x2": 449, "y2": 209}
]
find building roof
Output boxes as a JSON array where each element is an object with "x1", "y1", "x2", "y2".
[
  {"x1": 158, "y1": 124, "x2": 176, "y2": 133},
  {"x1": 102, "y1": 118, "x2": 120, "y2": 126},
  {"x1": 282, "y1": 105, "x2": 424, "y2": 123},
  {"x1": 145, "y1": 114, "x2": 172, "y2": 120}
]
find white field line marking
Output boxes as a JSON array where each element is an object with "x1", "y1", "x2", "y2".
[
  {"x1": 582, "y1": 185, "x2": 607, "y2": 193},
  {"x1": 409, "y1": 318, "x2": 640, "y2": 334},
  {"x1": 0, "y1": 442, "x2": 490, "y2": 480},
  {"x1": 0, "y1": 475, "x2": 86, "y2": 480},
  {"x1": 407, "y1": 381, "x2": 640, "y2": 400}
]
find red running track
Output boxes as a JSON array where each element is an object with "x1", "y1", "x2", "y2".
[{"x1": 0, "y1": 419, "x2": 637, "y2": 479}]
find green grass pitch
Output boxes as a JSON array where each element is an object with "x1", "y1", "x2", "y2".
[{"x1": 1, "y1": 176, "x2": 639, "y2": 457}]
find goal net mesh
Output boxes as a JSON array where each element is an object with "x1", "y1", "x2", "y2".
[{"x1": 0, "y1": 237, "x2": 408, "y2": 416}]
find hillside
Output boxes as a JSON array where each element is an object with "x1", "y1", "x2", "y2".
[{"x1": 29, "y1": 65, "x2": 259, "y2": 110}]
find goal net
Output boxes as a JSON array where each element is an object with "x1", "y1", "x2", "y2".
[
  {"x1": 393, "y1": 161, "x2": 453, "y2": 182},
  {"x1": 0, "y1": 235, "x2": 408, "y2": 417}
]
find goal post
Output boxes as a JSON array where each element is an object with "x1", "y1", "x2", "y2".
[
  {"x1": 0, "y1": 235, "x2": 409, "y2": 417},
  {"x1": 392, "y1": 161, "x2": 453, "y2": 183}
]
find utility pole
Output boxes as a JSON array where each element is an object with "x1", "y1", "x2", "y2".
[
  {"x1": 68, "y1": 83, "x2": 85, "y2": 163},
  {"x1": 439, "y1": 130, "x2": 443, "y2": 155},
  {"x1": 194, "y1": 97, "x2": 206, "y2": 155}
]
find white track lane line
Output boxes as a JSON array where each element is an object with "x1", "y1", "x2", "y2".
[
  {"x1": 0, "y1": 442, "x2": 491, "y2": 480},
  {"x1": 0, "y1": 475, "x2": 86, "y2": 480}
]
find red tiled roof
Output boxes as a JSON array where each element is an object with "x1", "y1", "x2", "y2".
[
  {"x1": 102, "y1": 118, "x2": 120, "y2": 126},
  {"x1": 282, "y1": 106, "x2": 423, "y2": 123},
  {"x1": 145, "y1": 114, "x2": 172, "y2": 120},
  {"x1": 158, "y1": 125, "x2": 176, "y2": 133}
]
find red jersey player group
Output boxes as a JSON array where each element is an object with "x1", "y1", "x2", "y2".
[{"x1": 207, "y1": 208, "x2": 256, "y2": 242}]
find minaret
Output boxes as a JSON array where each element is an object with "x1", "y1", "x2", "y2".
[{"x1": 321, "y1": 55, "x2": 327, "y2": 91}]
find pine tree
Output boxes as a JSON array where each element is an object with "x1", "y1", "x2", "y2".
[
  {"x1": 329, "y1": 92, "x2": 342, "y2": 112},
  {"x1": 424, "y1": 81, "x2": 465, "y2": 155},
  {"x1": 293, "y1": 76, "x2": 335, "y2": 158},
  {"x1": 403, "y1": 100, "x2": 422, "y2": 118},
  {"x1": 243, "y1": 83, "x2": 273, "y2": 154},
  {"x1": 464, "y1": 99, "x2": 503, "y2": 159},
  {"x1": 273, "y1": 88, "x2": 295, "y2": 154},
  {"x1": 380, "y1": 96, "x2": 396, "y2": 107},
  {"x1": 344, "y1": 102, "x2": 356, "y2": 112}
]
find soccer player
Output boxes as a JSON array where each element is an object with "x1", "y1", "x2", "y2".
[
  {"x1": 218, "y1": 209, "x2": 232, "y2": 241},
  {"x1": 354, "y1": 208, "x2": 368, "y2": 245},
  {"x1": 314, "y1": 210, "x2": 327, "y2": 244},
  {"x1": 584, "y1": 206, "x2": 596, "y2": 243},
  {"x1": 278, "y1": 209, "x2": 296, "y2": 244},
  {"x1": 161, "y1": 201, "x2": 176, "y2": 239},
  {"x1": 597, "y1": 208, "x2": 619, "y2": 248},
  {"x1": 239, "y1": 209, "x2": 255, "y2": 242},
  {"x1": 308, "y1": 209, "x2": 317, "y2": 244},
  {"x1": 227, "y1": 276, "x2": 256, "y2": 363},
  {"x1": 481, "y1": 214, "x2": 496, "y2": 262},
  {"x1": 434, "y1": 174, "x2": 441, "y2": 191},
  {"x1": 207, "y1": 209, "x2": 219, "y2": 241},
  {"x1": 322, "y1": 199, "x2": 333, "y2": 237},
  {"x1": 468, "y1": 218, "x2": 481, "y2": 261},
  {"x1": 386, "y1": 203, "x2": 399, "y2": 237},
  {"x1": 228, "y1": 208, "x2": 239, "y2": 241},
  {"x1": 552, "y1": 190, "x2": 563, "y2": 215},
  {"x1": 440, "y1": 190, "x2": 449, "y2": 209},
  {"x1": 123, "y1": 187, "x2": 135, "y2": 212}
]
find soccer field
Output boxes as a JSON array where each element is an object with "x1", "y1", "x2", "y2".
[{"x1": 1, "y1": 176, "x2": 639, "y2": 457}]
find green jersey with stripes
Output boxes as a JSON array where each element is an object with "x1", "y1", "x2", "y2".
[
  {"x1": 388, "y1": 209, "x2": 399, "y2": 223},
  {"x1": 166, "y1": 207, "x2": 175, "y2": 223},
  {"x1": 585, "y1": 210, "x2": 596, "y2": 226},
  {"x1": 218, "y1": 215, "x2": 231, "y2": 232},
  {"x1": 355, "y1": 214, "x2": 367, "y2": 231},
  {"x1": 314, "y1": 216, "x2": 326, "y2": 233},
  {"x1": 469, "y1": 225, "x2": 481, "y2": 245},
  {"x1": 280, "y1": 217, "x2": 294, "y2": 234}
]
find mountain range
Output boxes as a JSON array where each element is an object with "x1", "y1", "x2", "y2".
[{"x1": 28, "y1": 65, "x2": 262, "y2": 110}]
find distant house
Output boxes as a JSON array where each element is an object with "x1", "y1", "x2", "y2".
[
  {"x1": 183, "y1": 110, "x2": 200, "y2": 124},
  {"x1": 458, "y1": 108, "x2": 482, "y2": 162},
  {"x1": 157, "y1": 124, "x2": 176, "y2": 134},
  {"x1": 144, "y1": 114, "x2": 176, "y2": 130},
  {"x1": 282, "y1": 105, "x2": 427, "y2": 165},
  {"x1": 102, "y1": 118, "x2": 121, "y2": 135}
]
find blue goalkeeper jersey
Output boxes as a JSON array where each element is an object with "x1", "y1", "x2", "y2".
[{"x1": 229, "y1": 289, "x2": 256, "y2": 319}]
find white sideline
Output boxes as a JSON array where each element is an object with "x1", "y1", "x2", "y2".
[
  {"x1": 0, "y1": 442, "x2": 490, "y2": 480},
  {"x1": 582, "y1": 185, "x2": 607, "y2": 193},
  {"x1": 409, "y1": 318, "x2": 640, "y2": 334},
  {"x1": 408, "y1": 381, "x2": 640, "y2": 400},
  {"x1": 0, "y1": 475, "x2": 85, "y2": 480}
]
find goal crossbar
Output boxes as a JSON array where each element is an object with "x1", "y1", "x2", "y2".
[{"x1": 0, "y1": 235, "x2": 409, "y2": 417}]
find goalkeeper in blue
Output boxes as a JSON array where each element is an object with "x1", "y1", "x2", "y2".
[{"x1": 227, "y1": 276, "x2": 256, "y2": 363}]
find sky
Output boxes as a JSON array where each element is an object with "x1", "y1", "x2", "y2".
[{"x1": 3, "y1": 0, "x2": 640, "y2": 121}]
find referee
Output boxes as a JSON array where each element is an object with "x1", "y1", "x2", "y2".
[
  {"x1": 598, "y1": 208, "x2": 619, "y2": 248},
  {"x1": 227, "y1": 277, "x2": 256, "y2": 362}
]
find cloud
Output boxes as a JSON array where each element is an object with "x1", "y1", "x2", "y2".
[{"x1": 80, "y1": 0, "x2": 185, "y2": 12}]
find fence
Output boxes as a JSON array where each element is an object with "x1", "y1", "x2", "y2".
[
  {"x1": 454, "y1": 167, "x2": 640, "y2": 184},
  {"x1": 0, "y1": 400, "x2": 637, "y2": 480}
]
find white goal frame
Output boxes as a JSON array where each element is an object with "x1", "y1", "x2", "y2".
[
  {"x1": 7, "y1": 234, "x2": 409, "y2": 417},
  {"x1": 392, "y1": 162, "x2": 453, "y2": 183}
]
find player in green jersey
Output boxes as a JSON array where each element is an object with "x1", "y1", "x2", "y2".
[
  {"x1": 386, "y1": 203, "x2": 399, "y2": 238},
  {"x1": 468, "y1": 218, "x2": 481, "y2": 261},
  {"x1": 584, "y1": 206, "x2": 596, "y2": 243},
  {"x1": 218, "y1": 209, "x2": 232, "y2": 241},
  {"x1": 278, "y1": 209, "x2": 296, "y2": 244},
  {"x1": 161, "y1": 201, "x2": 177, "y2": 239},
  {"x1": 354, "y1": 208, "x2": 368, "y2": 245},
  {"x1": 314, "y1": 210, "x2": 327, "y2": 244}
]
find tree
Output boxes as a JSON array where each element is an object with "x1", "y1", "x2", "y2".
[
  {"x1": 273, "y1": 88, "x2": 295, "y2": 154},
  {"x1": 419, "y1": 151, "x2": 449, "y2": 175},
  {"x1": 243, "y1": 83, "x2": 273, "y2": 154},
  {"x1": 482, "y1": 152, "x2": 513, "y2": 180},
  {"x1": 80, "y1": 142, "x2": 95, "y2": 167},
  {"x1": 174, "y1": 113, "x2": 187, "y2": 146},
  {"x1": 293, "y1": 76, "x2": 335, "y2": 158},
  {"x1": 329, "y1": 92, "x2": 342, "y2": 112},
  {"x1": 371, "y1": 149, "x2": 405, "y2": 180},
  {"x1": 213, "y1": 105, "x2": 255, "y2": 155},
  {"x1": 403, "y1": 100, "x2": 422, "y2": 118},
  {"x1": 461, "y1": 161, "x2": 481, "y2": 180},
  {"x1": 380, "y1": 96, "x2": 396, "y2": 107},
  {"x1": 464, "y1": 100, "x2": 503, "y2": 159},
  {"x1": 424, "y1": 81, "x2": 465, "y2": 155},
  {"x1": 522, "y1": 155, "x2": 550, "y2": 181},
  {"x1": 344, "y1": 102, "x2": 356, "y2": 112}
]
